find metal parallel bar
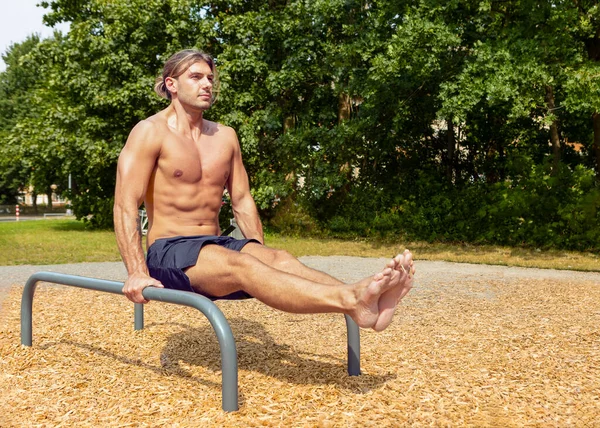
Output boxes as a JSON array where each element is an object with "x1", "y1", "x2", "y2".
[
  {"x1": 20, "y1": 271, "x2": 239, "y2": 411},
  {"x1": 20, "y1": 271, "x2": 361, "y2": 412}
]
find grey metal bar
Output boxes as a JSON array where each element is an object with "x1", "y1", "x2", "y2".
[
  {"x1": 20, "y1": 271, "x2": 361, "y2": 412},
  {"x1": 20, "y1": 271, "x2": 239, "y2": 411},
  {"x1": 134, "y1": 303, "x2": 144, "y2": 330},
  {"x1": 344, "y1": 315, "x2": 361, "y2": 375}
]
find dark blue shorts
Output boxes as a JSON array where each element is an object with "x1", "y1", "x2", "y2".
[{"x1": 146, "y1": 235, "x2": 260, "y2": 300}]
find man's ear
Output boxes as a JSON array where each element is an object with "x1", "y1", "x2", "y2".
[{"x1": 165, "y1": 76, "x2": 177, "y2": 96}]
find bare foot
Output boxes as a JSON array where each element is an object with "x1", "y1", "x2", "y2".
[
  {"x1": 372, "y1": 250, "x2": 415, "y2": 332},
  {"x1": 349, "y1": 266, "x2": 394, "y2": 329}
]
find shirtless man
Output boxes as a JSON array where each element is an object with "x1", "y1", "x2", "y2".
[{"x1": 114, "y1": 49, "x2": 414, "y2": 332}]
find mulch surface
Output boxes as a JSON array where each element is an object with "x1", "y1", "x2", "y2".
[{"x1": 0, "y1": 260, "x2": 599, "y2": 426}]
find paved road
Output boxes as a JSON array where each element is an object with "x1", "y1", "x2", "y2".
[
  {"x1": 2, "y1": 257, "x2": 599, "y2": 291},
  {"x1": 0, "y1": 217, "x2": 39, "y2": 222}
]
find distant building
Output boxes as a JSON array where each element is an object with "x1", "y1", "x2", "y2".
[{"x1": 20, "y1": 185, "x2": 68, "y2": 206}]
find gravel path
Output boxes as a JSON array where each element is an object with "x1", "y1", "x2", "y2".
[
  {"x1": 1, "y1": 256, "x2": 599, "y2": 291},
  {"x1": 2, "y1": 256, "x2": 599, "y2": 426}
]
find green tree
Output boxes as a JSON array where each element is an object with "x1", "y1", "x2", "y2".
[{"x1": 0, "y1": 35, "x2": 49, "y2": 205}]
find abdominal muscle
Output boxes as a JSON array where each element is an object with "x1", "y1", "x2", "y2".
[
  {"x1": 144, "y1": 183, "x2": 225, "y2": 247},
  {"x1": 143, "y1": 125, "x2": 233, "y2": 247},
  {"x1": 147, "y1": 216, "x2": 220, "y2": 245}
]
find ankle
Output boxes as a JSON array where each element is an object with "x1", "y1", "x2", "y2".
[{"x1": 340, "y1": 284, "x2": 359, "y2": 313}]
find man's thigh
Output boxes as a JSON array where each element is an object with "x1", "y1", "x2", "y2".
[
  {"x1": 184, "y1": 243, "x2": 252, "y2": 297},
  {"x1": 240, "y1": 242, "x2": 340, "y2": 285}
]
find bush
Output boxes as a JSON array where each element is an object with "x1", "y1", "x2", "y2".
[
  {"x1": 267, "y1": 200, "x2": 320, "y2": 236},
  {"x1": 295, "y1": 163, "x2": 600, "y2": 252}
]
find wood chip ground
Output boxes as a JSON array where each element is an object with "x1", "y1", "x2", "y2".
[{"x1": 0, "y1": 261, "x2": 598, "y2": 426}]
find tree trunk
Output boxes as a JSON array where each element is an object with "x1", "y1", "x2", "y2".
[
  {"x1": 585, "y1": 32, "x2": 600, "y2": 179},
  {"x1": 467, "y1": 142, "x2": 479, "y2": 182},
  {"x1": 545, "y1": 85, "x2": 561, "y2": 174},
  {"x1": 32, "y1": 190, "x2": 38, "y2": 214},
  {"x1": 446, "y1": 118, "x2": 456, "y2": 182},
  {"x1": 283, "y1": 115, "x2": 295, "y2": 133},
  {"x1": 338, "y1": 92, "x2": 351, "y2": 123},
  {"x1": 46, "y1": 187, "x2": 53, "y2": 211},
  {"x1": 592, "y1": 112, "x2": 600, "y2": 179}
]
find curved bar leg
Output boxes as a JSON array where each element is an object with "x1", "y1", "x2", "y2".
[
  {"x1": 344, "y1": 314, "x2": 361, "y2": 376},
  {"x1": 20, "y1": 276, "x2": 39, "y2": 346},
  {"x1": 142, "y1": 287, "x2": 239, "y2": 411},
  {"x1": 21, "y1": 272, "x2": 125, "y2": 346},
  {"x1": 212, "y1": 317, "x2": 238, "y2": 411},
  {"x1": 20, "y1": 272, "x2": 239, "y2": 411},
  {"x1": 200, "y1": 306, "x2": 238, "y2": 411}
]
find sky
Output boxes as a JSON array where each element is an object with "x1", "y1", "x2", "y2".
[{"x1": 0, "y1": 0, "x2": 70, "y2": 72}]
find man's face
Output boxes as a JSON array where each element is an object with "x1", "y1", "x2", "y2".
[{"x1": 168, "y1": 60, "x2": 214, "y2": 110}]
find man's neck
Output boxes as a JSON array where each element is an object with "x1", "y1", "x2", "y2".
[{"x1": 167, "y1": 102, "x2": 206, "y2": 141}]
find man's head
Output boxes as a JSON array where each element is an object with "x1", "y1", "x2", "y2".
[{"x1": 154, "y1": 49, "x2": 218, "y2": 106}]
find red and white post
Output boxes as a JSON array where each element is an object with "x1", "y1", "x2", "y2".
[{"x1": 15, "y1": 204, "x2": 20, "y2": 221}]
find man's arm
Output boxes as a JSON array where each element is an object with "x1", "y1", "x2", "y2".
[
  {"x1": 114, "y1": 120, "x2": 164, "y2": 303},
  {"x1": 226, "y1": 128, "x2": 264, "y2": 244}
]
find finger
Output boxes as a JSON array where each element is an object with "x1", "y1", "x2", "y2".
[
  {"x1": 140, "y1": 280, "x2": 165, "y2": 301},
  {"x1": 123, "y1": 284, "x2": 148, "y2": 304},
  {"x1": 127, "y1": 292, "x2": 148, "y2": 304},
  {"x1": 135, "y1": 288, "x2": 149, "y2": 303},
  {"x1": 131, "y1": 290, "x2": 147, "y2": 304}
]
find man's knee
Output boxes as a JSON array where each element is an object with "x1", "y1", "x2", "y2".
[
  {"x1": 271, "y1": 249, "x2": 298, "y2": 270},
  {"x1": 223, "y1": 250, "x2": 257, "y2": 272},
  {"x1": 238, "y1": 244, "x2": 299, "y2": 271},
  {"x1": 198, "y1": 246, "x2": 257, "y2": 279}
]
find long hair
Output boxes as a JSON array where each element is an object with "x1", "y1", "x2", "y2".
[{"x1": 154, "y1": 49, "x2": 218, "y2": 101}]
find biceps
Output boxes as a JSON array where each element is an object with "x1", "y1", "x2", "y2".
[
  {"x1": 228, "y1": 160, "x2": 251, "y2": 201},
  {"x1": 115, "y1": 149, "x2": 154, "y2": 205}
]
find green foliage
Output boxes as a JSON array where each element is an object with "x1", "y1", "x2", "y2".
[
  {"x1": 319, "y1": 163, "x2": 600, "y2": 251},
  {"x1": 0, "y1": 0, "x2": 598, "y2": 250},
  {"x1": 267, "y1": 200, "x2": 320, "y2": 236}
]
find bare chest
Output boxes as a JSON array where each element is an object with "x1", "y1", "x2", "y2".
[{"x1": 157, "y1": 135, "x2": 231, "y2": 186}]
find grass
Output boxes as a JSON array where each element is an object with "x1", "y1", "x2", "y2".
[
  {"x1": 0, "y1": 219, "x2": 122, "y2": 265},
  {"x1": 268, "y1": 234, "x2": 600, "y2": 271},
  {"x1": 0, "y1": 219, "x2": 598, "y2": 271}
]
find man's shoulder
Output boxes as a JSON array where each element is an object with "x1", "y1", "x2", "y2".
[
  {"x1": 122, "y1": 116, "x2": 169, "y2": 158},
  {"x1": 133, "y1": 112, "x2": 168, "y2": 135},
  {"x1": 127, "y1": 113, "x2": 169, "y2": 145},
  {"x1": 204, "y1": 119, "x2": 231, "y2": 132},
  {"x1": 205, "y1": 120, "x2": 238, "y2": 143}
]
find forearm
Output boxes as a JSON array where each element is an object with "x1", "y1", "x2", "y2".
[
  {"x1": 232, "y1": 196, "x2": 264, "y2": 244},
  {"x1": 114, "y1": 203, "x2": 148, "y2": 275}
]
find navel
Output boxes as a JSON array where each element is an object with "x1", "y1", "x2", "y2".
[{"x1": 173, "y1": 169, "x2": 183, "y2": 178}]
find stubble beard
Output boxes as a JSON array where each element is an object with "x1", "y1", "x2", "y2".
[{"x1": 178, "y1": 91, "x2": 212, "y2": 112}]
